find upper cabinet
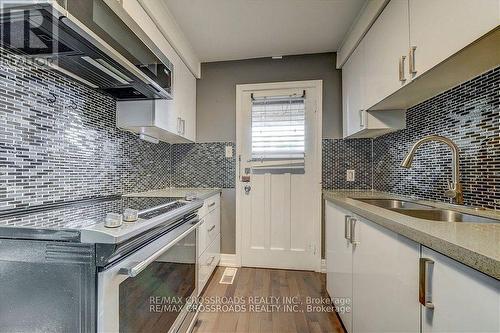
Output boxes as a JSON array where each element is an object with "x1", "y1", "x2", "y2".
[
  {"x1": 408, "y1": 0, "x2": 500, "y2": 79},
  {"x1": 108, "y1": 0, "x2": 197, "y2": 143},
  {"x1": 342, "y1": 39, "x2": 366, "y2": 138},
  {"x1": 341, "y1": 0, "x2": 500, "y2": 138},
  {"x1": 363, "y1": 0, "x2": 409, "y2": 109}
]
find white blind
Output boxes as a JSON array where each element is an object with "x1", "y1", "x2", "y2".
[{"x1": 251, "y1": 96, "x2": 305, "y2": 160}]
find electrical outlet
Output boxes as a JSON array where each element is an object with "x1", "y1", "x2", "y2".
[
  {"x1": 225, "y1": 145, "x2": 233, "y2": 158},
  {"x1": 347, "y1": 170, "x2": 355, "y2": 182}
]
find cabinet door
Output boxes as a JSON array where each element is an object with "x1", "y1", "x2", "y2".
[
  {"x1": 342, "y1": 39, "x2": 366, "y2": 138},
  {"x1": 325, "y1": 201, "x2": 353, "y2": 332},
  {"x1": 352, "y1": 216, "x2": 420, "y2": 333},
  {"x1": 174, "y1": 59, "x2": 197, "y2": 141},
  {"x1": 364, "y1": 0, "x2": 410, "y2": 109},
  {"x1": 421, "y1": 247, "x2": 500, "y2": 332},
  {"x1": 409, "y1": 0, "x2": 500, "y2": 78}
]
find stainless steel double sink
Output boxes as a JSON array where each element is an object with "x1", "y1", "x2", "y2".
[{"x1": 353, "y1": 198, "x2": 500, "y2": 224}]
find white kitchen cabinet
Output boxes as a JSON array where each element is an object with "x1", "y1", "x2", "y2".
[
  {"x1": 408, "y1": 0, "x2": 500, "y2": 79},
  {"x1": 197, "y1": 193, "x2": 221, "y2": 295},
  {"x1": 326, "y1": 201, "x2": 419, "y2": 333},
  {"x1": 325, "y1": 201, "x2": 354, "y2": 332},
  {"x1": 154, "y1": 58, "x2": 197, "y2": 142},
  {"x1": 342, "y1": 4, "x2": 406, "y2": 139},
  {"x1": 352, "y1": 216, "x2": 420, "y2": 333},
  {"x1": 342, "y1": 41, "x2": 406, "y2": 138},
  {"x1": 363, "y1": 0, "x2": 410, "y2": 109},
  {"x1": 325, "y1": 200, "x2": 500, "y2": 332},
  {"x1": 112, "y1": 0, "x2": 197, "y2": 143},
  {"x1": 342, "y1": 38, "x2": 366, "y2": 138},
  {"x1": 420, "y1": 247, "x2": 500, "y2": 333}
]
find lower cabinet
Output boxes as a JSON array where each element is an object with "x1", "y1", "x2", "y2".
[
  {"x1": 325, "y1": 201, "x2": 354, "y2": 332},
  {"x1": 353, "y1": 216, "x2": 420, "y2": 333},
  {"x1": 421, "y1": 247, "x2": 499, "y2": 333},
  {"x1": 325, "y1": 201, "x2": 500, "y2": 333},
  {"x1": 197, "y1": 193, "x2": 221, "y2": 296}
]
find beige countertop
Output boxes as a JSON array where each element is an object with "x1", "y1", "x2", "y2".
[
  {"x1": 125, "y1": 188, "x2": 221, "y2": 201},
  {"x1": 324, "y1": 190, "x2": 500, "y2": 280}
]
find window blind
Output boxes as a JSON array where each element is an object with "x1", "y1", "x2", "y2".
[{"x1": 251, "y1": 96, "x2": 305, "y2": 160}]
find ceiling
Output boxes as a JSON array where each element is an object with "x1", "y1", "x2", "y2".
[{"x1": 163, "y1": 0, "x2": 366, "y2": 63}]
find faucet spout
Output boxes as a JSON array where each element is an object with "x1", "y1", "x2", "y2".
[{"x1": 401, "y1": 135, "x2": 463, "y2": 204}]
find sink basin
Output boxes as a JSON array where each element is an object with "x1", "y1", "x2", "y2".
[
  {"x1": 352, "y1": 198, "x2": 500, "y2": 224},
  {"x1": 390, "y1": 208, "x2": 500, "y2": 224},
  {"x1": 354, "y1": 198, "x2": 434, "y2": 210}
]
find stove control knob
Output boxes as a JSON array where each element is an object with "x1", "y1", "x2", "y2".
[
  {"x1": 123, "y1": 208, "x2": 139, "y2": 222},
  {"x1": 105, "y1": 213, "x2": 123, "y2": 228}
]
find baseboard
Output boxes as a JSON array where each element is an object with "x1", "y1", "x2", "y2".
[
  {"x1": 219, "y1": 254, "x2": 240, "y2": 267},
  {"x1": 320, "y1": 259, "x2": 326, "y2": 273}
]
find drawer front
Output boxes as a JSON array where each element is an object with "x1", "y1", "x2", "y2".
[
  {"x1": 197, "y1": 217, "x2": 207, "y2": 258},
  {"x1": 198, "y1": 193, "x2": 220, "y2": 219},
  {"x1": 205, "y1": 206, "x2": 220, "y2": 245},
  {"x1": 197, "y1": 234, "x2": 220, "y2": 296}
]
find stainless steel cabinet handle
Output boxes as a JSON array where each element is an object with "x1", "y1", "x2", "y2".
[
  {"x1": 344, "y1": 215, "x2": 352, "y2": 241},
  {"x1": 350, "y1": 218, "x2": 359, "y2": 245},
  {"x1": 409, "y1": 46, "x2": 417, "y2": 75},
  {"x1": 119, "y1": 217, "x2": 199, "y2": 277},
  {"x1": 207, "y1": 256, "x2": 215, "y2": 265},
  {"x1": 208, "y1": 225, "x2": 216, "y2": 232},
  {"x1": 399, "y1": 55, "x2": 407, "y2": 82},
  {"x1": 177, "y1": 117, "x2": 182, "y2": 134},
  {"x1": 359, "y1": 110, "x2": 365, "y2": 128},
  {"x1": 419, "y1": 257, "x2": 435, "y2": 309},
  {"x1": 208, "y1": 202, "x2": 216, "y2": 208},
  {"x1": 181, "y1": 119, "x2": 186, "y2": 135}
]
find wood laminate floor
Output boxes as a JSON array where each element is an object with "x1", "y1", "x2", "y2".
[{"x1": 193, "y1": 267, "x2": 345, "y2": 333}]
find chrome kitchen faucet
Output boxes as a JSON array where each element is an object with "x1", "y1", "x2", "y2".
[{"x1": 401, "y1": 135, "x2": 464, "y2": 205}]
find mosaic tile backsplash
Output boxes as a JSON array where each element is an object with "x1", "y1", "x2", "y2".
[
  {"x1": 171, "y1": 142, "x2": 236, "y2": 188},
  {"x1": 322, "y1": 138, "x2": 372, "y2": 190},
  {"x1": 373, "y1": 67, "x2": 500, "y2": 209},
  {"x1": 1, "y1": 45, "x2": 497, "y2": 212},
  {"x1": 0, "y1": 48, "x2": 171, "y2": 211}
]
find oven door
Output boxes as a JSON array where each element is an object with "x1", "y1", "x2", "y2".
[{"x1": 98, "y1": 218, "x2": 199, "y2": 333}]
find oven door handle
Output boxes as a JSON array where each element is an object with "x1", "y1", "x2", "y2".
[{"x1": 118, "y1": 216, "x2": 200, "y2": 277}]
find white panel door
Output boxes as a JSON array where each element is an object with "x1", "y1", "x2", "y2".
[
  {"x1": 325, "y1": 202, "x2": 353, "y2": 333},
  {"x1": 409, "y1": 0, "x2": 500, "y2": 79},
  {"x1": 352, "y1": 216, "x2": 420, "y2": 333},
  {"x1": 421, "y1": 247, "x2": 500, "y2": 333},
  {"x1": 236, "y1": 81, "x2": 322, "y2": 271},
  {"x1": 364, "y1": 0, "x2": 410, "y2": 109}
]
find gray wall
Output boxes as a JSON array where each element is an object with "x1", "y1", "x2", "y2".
[
  {"x1": 197, "y1": 53, "x2": 343, "y2": 142},
  {"x1": 195, "y1": 53, "x2": 343, "y2": 254}
]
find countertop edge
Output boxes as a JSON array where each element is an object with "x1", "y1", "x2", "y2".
[
  {"x1": 124, "y1": 188, "x2": 222, "y2": 201},
  {"x1": 324, "y1": 191, "x2": 499, "y2": 280}
]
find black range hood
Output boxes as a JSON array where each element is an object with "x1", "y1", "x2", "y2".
[{"x1": 0, "y1": 0, "x2": 173, "y2": 100}]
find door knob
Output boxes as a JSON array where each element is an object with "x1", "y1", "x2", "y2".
[{"x1": 244, "y1": 185, "x2": 251, "y2": 194}]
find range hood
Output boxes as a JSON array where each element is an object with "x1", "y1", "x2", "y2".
[{"x1": 0, "y1": 0, "x2": 173, "y2": 100}]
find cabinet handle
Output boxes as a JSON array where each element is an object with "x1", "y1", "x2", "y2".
[
  {"x1": 177, "y1": 117, "x2": 182, "y2": 134},
  {"x1": 181, "y1": 119, "x2": 186, "y2": 135},
  {"x1": 419, "y1": 258, "x2": 435, "y2": 309},
  {"x1": 208, "y1": 202, "x2": 216, "y2": 208},
  {"x1": 344, "y1": 215, "x2": 352, "y2": 241},
  {"x1": 399, "y1": 55, "x2": 407, "y2": 82},
  {"x1": 349, "y1": 218, "x2": 359, "y2": 245},
  {"x1": 359, "y1": 110, "x2": 365, "y2": 128},
  {"x1": 207, "y1": 256, "x2": 215, "y2": 265},
  {"x1": 208, "y1": 225, "x2": 216, "y2": 232},
  {"x1": 409, "y1": 46, "x2": 417, "y2": 75}
]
